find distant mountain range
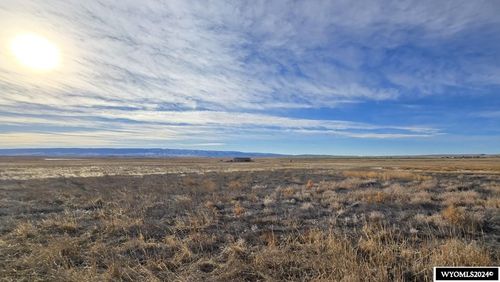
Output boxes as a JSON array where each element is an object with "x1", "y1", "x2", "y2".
[
  {"x1": 0, "y1": 148, "x2": 497, "y2": 158},
  {"x1": 0, "y1": 148, "x2": 283, "y2": 158}
]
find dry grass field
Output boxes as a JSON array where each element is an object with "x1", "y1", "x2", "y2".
[{"x1": 0, "y1": 157, "x2": 499, "y2": 281}]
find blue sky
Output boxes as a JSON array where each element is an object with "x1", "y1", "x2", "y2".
[{"x1": 0, "y1": 1, "x2": 499, "y2": 155}]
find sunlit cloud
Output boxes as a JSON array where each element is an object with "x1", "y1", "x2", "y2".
[{"x1": 0, "y1": 1, "x2": 498, "y2": 152}]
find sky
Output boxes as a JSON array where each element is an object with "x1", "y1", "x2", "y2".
[{"x1": 0, "y1": 0, "x2": 499, "y2": 155}]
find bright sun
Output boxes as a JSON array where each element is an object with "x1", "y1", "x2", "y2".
[{"x1": 10, "y1": 34, "x2": 60, "y2": 71}]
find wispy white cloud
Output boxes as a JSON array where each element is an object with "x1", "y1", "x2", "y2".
[
  {"x1": 474, "y1": 111, "x2": 500, "y2": 118},
  {"x1": 0, "y1": 108, "x2": 440, "y2": 147},
  {"x1": 0, "y1": 1, "x2": 498, "y2": 148},
  {"x1": 183, "y1": 143, "x2": 226, "y2": 147}
]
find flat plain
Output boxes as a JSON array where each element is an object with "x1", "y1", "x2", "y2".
[{"x1": 0, "y1": 157, "x2": 499, "y2": 281}]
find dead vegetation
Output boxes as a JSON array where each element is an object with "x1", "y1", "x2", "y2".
[
  {"x1": 0, "y1": 158, "x2": 498, "y2": 281},
  {"x1": 342, "y1": 169, "x2": 432, "y2": 181}
]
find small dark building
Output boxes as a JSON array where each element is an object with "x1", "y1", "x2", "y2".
[{"x1": 232, "y1": 157, "x2": 253, "y2": 162}]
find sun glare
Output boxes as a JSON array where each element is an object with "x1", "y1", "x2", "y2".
[{"x1": 10, "y1": 34, "x2": 60, "y2": 71}]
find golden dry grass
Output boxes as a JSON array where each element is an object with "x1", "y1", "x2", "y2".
[
  {"x1": 342, "y1": 169, "x2": 432, "y2": 181},
  {"x1": 0, "y1": 157, "x2": 498, "y2": 281}
]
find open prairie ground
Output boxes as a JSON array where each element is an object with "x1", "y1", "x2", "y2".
[{"x1": 0, "y1": 157, "x2": 499, "y2": 281}]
